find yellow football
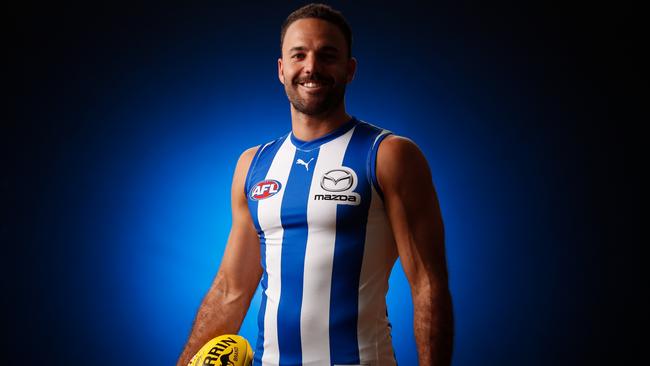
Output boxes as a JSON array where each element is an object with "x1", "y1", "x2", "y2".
[{"x1": 187, "y1": 334, "x2": 253, "y2": 366}]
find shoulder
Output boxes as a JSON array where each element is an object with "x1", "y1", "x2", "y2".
[
  {"x1": 376, "y1": 135, "x2": 432, "y2": 191},
  {"x1": 232, "y1": 145, "x2": 261, "y2": 198},
  {"x1": 233, "y1": 145, "x2": 261, "y2": 182},
  {"x1": 235, "y1": 145, "x2": 261, "y2": 173},
  {"x1": 240, "y1": 145, "x2": 260, "y2": 161},
  {"x1": 233, "y1": 132, "x2": 290, "y2": 184},
  {"x1": 377, "y1": 135, "x2": 428, "y2": 171},
  {"x1": 378, "y1": 134, "x2": 419, "y2": 155}
]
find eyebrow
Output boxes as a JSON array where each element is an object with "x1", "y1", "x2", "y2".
[{"x1": 289, "y1": 45, "x2": 340, "y2": 53}]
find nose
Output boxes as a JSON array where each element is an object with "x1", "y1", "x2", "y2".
[{"x1": 303, "y1": 52, "x2": 322, "y2": 75}]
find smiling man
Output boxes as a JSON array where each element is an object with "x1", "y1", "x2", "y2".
[{"x1": 177, "y1": 4, "x2": 453, "y2": 366}]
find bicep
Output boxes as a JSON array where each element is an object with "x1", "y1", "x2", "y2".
[
  {"x1": 377, "y1": 136, "x2": 447, "y2": 290},
  {"x1": 216, "y1": 146, "x2": 263, "y2": 295}
]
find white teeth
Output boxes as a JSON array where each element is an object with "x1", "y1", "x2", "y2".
[{"x1": 302, "y1": 82, "x2": 322, "y2": 88}]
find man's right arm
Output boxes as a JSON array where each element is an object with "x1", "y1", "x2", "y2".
[{"x1": 176, "y1": 146, "x2": 262, "y2": 366}]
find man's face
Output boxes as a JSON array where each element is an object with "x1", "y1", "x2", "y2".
[{"x1": 278, "y1": 18, "x2": 357, "y2": 117}]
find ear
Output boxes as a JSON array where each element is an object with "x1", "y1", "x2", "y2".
[
  {"x1": 346, "y1": 57, "x2": 358, "y2": 83},
  {"x1": 278, "y1": 57, "x2": 285, "y2": 85}
]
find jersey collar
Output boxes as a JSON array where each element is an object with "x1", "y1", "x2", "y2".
[{"x1": 289, "y1": 116, "x2": 358, "y2": 151}]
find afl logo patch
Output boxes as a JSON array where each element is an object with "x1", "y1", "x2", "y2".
[{"x1": 250, "y1": 180, "x2": 282, "y2": 200}]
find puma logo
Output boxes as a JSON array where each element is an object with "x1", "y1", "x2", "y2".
[{"x1": 296, "y1": 158, "x2": 314, "y2": 171}]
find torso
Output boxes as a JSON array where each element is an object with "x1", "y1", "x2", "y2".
[{"x1": 245, "y1": 117, "x2": 398, "y2": 366}]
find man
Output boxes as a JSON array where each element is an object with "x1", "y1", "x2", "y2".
[{"x1": 177, "y1": 4, "x2": 453, "y2": 366}]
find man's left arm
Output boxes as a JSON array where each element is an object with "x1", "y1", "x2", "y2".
[{"x1": 377, "y1": 135, "x2": 454, "y2": 366}]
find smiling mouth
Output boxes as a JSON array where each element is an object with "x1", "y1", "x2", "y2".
[
  {"x1": 299, "y1": 81, "x2": 325, "y2": 89},
  {"x1": 298, "y1": 81, "x2": 328, "y2": 89}
]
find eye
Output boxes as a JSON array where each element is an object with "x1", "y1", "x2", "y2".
[{"x1": 291, "y1": 53, "x2": 305, "y2": 59}]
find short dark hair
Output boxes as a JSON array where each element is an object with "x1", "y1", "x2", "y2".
[{"x1": 280, "y1": 3, "x2": 353, "y2": 58}]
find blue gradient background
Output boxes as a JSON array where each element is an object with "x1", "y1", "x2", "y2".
[{"x1": 9, "y1": 1, "x2": 636, "y2": 365}]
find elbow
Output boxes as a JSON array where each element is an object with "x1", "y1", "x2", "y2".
[
  {"x1": 209, "y1": 271, "x2": 252, "y2": 307},
  {"x1": 410, "y1": 271, "x2": 452, "y2": 304}
]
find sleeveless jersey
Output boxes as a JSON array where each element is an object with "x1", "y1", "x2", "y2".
[{"x1": 245, "y1": 117, "x2": 398, "y2": 366}]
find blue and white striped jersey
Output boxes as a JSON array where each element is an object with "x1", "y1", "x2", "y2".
[{"x1": 245, "y1": 117, "x2": 398, "y2": 366}]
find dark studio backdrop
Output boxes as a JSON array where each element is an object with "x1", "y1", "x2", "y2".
[{"x1": 8, "y1": 1, "x2": 637, "y2": 365}]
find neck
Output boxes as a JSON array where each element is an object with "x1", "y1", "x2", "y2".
[{"x1": 290, "y1": 103, "x2": 352, "y2": 142}]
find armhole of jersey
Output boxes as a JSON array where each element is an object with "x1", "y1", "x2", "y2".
[
  {"x1": 367, "y1": 130, "x2": 392, "y2": 201},
  {"x1": 243, "y1": 143, "x2": 266, "y2": 198}
]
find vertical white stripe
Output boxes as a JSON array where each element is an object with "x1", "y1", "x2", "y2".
[
  {"x1": 357, "y1": 187, "x2": 398, "y2": 366},
  {"x1": 258, "y1": 135, "x2": 296, "y2": 366},
  {"x1": 300, "y1": 127, "x2": 357, "y2": 365}
]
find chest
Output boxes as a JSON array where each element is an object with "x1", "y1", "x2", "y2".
[{"x1": 252, "y1": 146, "x2": 374, "y2": 238}]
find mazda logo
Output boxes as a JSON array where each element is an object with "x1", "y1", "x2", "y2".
[{"x1": 320, "y1": 169, "x2": 354, "y2": 192}]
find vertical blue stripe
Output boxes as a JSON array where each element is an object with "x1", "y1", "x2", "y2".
[
  {"x1": 369, "y1": 131, "x2": 392, "y2": 200},
  {"x1": 246, "y1": 135, "x2": 289, "y2": 197},
  {"x1": 329, "y1": 123, "x2": 380, "y2": 364},
  {"x1": 277, "y1": 148, "x2": 319, "y2": 366},
  {"x1": 246, "y1": 136, "x2": 287, "y2": 366},
  {"x1": 252, "y1": 230, "x2": 267, "y2": 366}
]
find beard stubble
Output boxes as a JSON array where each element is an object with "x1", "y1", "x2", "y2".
[{"x1": 284, "y1": 74, "x2": 347, "y2": 116}]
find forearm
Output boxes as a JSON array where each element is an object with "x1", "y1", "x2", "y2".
[
  {"x1": 413, "y1": 285, "x2": 454, "y2": 366},
  {"x1": 176, "y1": 273, "x2": 252, "y2": 366}
]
